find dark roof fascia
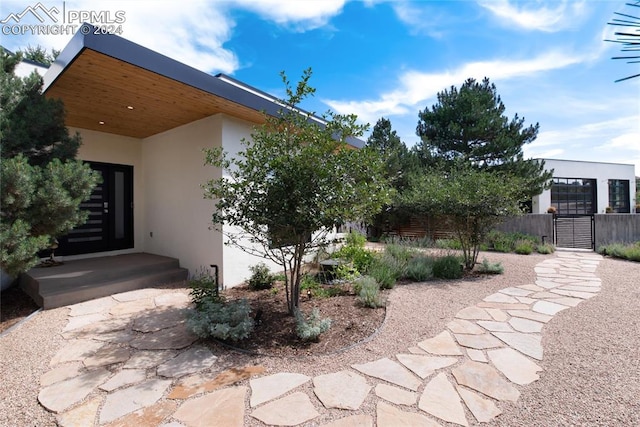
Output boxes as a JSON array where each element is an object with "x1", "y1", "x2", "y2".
[{"x1": 43, "y1": 23, "x2": 364, "y2": 148}]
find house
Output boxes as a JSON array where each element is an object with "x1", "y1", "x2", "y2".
[
  {"x1": 531, "y1": 159, "x2": 637, "y2": 215},
  {"x1": 40, "y1": 23, "x2": 360, "y2": 290}
]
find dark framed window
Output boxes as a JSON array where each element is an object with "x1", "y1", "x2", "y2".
[
  {"x1": 608, "y1": 179, "x2": 630, "y2": 213},
  {"x1": 551, "y1": 178, "x2": 596, "y2": 215}
]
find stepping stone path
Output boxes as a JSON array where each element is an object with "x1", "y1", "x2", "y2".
[{"x1": 39, "y1": 251, "x2": 601, "y2": 425}]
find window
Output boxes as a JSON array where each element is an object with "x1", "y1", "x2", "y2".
[
  {"x1": 551, "y1": 178, "x2": 596, "y2": 215},
  {"x1": 608, "y1": 180, "x2": 630, "y2": 213}
]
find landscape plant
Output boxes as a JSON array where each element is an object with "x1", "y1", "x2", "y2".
[
  {"x1": 597, "y1": 242, "x2": 640, "y2": 262},
  {"x1": 187, "y1": 298, "x2": 254, "y2": 341},
  {"x1": 356, "y1": 276, "x2": 385, "y2": 308},
  {"x1": 476, "y1": 258, "x2": 504, "y2": 274},
  {"x1": 432, "y1": 255, "x2": 464, "y2": 279},
  {"x1": 202, "y1": 69, "x2": 390, "y2": 314},
  {"x1": 294, "y1": 307, "x2": 331, "y2": 341},
  {"x1": 248, "y1": 262, "x2": 274, "y2": 290},
  {"x1": 188, "y1": 267, "x2": 222, "y2": 308},
  {"x1": 405, "y1": 255, "x2": 434, "y2": 281}
]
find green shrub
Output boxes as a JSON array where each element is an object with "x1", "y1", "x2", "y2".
[
  {"x1": 367, "y1": 255, "x2": 402, "y2": 289},
  {"x1": 300, "y1": 274, "x2": 344, "y2": 298},
  {"x1": 356, "y1": 276, "x2": 385, "y2": 308},
  {"x1": 514, "y1": 240, "x2": 534, "y2": 255},
  {"x1": 294, "y1": 308, "x2": 331, "y2": 341},
  {"x1": 598, "y1": 242, "x2": 640, "y2": 262},
  {"x1": 476, "y1": 258, "x2": 504, "y2": 274},
  {"x1": 487, "y1": 230, "x2": 539, "y2": 253},
  {"x1": 435, "y1": 238, "x2": 462, "y2": 250},
  {"x1": 189, "y1": 267, "x2": 222, "y2": 309},
  {"x1": 433, "y1": 255, "x2": 463, "y2": 279},
  {"x1": 536, "y1": 243, "x2": 555, "y2": 254},
  {"x1": 405, "y1": 256, "x2": 434, "y2": 282},
  {"x1": 333, "y1": 245, "x2": 375, "y2": 272},
  {"x1": 335, "y1": 263, "x2": 360, "y2": 281},
  {"x1": 187, "y1": 298, "x2": 253, "y2": 341},
  {"x1": 384, "y1": 244, "x2": 415, "y2": 263},
  {"x1": 248, "y1": 262, "x2": 274, "y2": 290},
  {"x1": 345, "y1": 231, "x2": 367, "y2": 248}
]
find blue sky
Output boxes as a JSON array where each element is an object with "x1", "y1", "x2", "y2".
[{"x1": 2, "y1": 0, "x2": 639, "y2": 173}]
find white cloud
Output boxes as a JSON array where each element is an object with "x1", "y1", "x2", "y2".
[
  {"x1": 391, "y1": 1, "x2": 447, "y2": 38},
  {"x1": 478, "y1": 0, "x2": 587, "y2": 33},
  {"x1": 234, "y1": 0, "x2": 346, "y2": 31},
  {"x1": 324, "y1": 50, "x2": 583, "y2": 125}
]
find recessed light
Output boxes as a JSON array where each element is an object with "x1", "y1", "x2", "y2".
[
  {"x1": 99, "y1": 121, "x2": 105, "y2": 125},
  {"x1": 127, "y1": 106, "x2": 134, "y2": 110}
]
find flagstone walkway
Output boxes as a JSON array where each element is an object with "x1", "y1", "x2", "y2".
[{"x1": 39, "y1": 251, "x2": 602, "y2": 426}]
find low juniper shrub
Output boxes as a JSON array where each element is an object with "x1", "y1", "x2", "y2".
[{"x1": 433, "y1": 255, "x2": 463, "y2": 279}]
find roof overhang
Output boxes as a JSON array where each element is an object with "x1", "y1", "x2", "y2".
[{"x1": 43, "y1": 24, "x2": 364, "y2": 148}]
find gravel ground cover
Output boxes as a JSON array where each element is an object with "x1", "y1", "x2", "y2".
[{"x1": 0, "y1": 250, "x2": 637, "y2": 426}]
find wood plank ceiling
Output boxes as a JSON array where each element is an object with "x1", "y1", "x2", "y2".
[{"x1": 45, "y1": 49, "x2": 266, "y2": 139}]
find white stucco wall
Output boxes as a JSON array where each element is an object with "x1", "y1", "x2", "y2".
[
  {"x1": 72, "y1": 128, "x2": 145, "y2": 257},
  {"x1": 532, "y1": 159, "x2": 636, "y2": 214},
  {"x1": 142, "y1": 115, "x2": 224, "y2": 277}
]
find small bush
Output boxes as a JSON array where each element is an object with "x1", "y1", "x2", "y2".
[
  {"x1": 476, "y1": 258, "x2": 504, "y2": 274},
  {"x1": 598, "y1": 242, "x2": 640, "y2": 262},
  {"x1": 435, "y1": 238, "x2": 462, "y2": 250},
  {"x1": 335, "y1": 263, "x2": 360, "y2": 281},
  {"x1": 189, "y1": 267, "x2": 222, "y2": 309},
  {"x1": 356, "y1": 276, "x2": 385, "y2": 308},
  {"x1": 405, "y1": 256, "x2": 434, "y2": 282},
  {"x1": 515, "y1": 240, "x2": 534, "y2": 255},
  {"x1": 248, "y1": 262, "x2": 274, "y2": 290},
  {"x1": 294, "y1": 308, "x2": 331, "y2": 341},
  {"x1": 384, "y1": 244, "x2": 415, "y2": 263},
  {"x1": 367, "y1": 256, "x2": 401, "y2": 289},
  {"x1": 433, "y1": 255, "x2": 463, "y2": 279},
  {"x1": 345, "y1": 231, "x2": 367, "y2": 248},
  {"x1": 300, "y1": 274, "x2": 343, "y2": 298},
  {"x1": 187, "y1": 298, "x2": 253, "y2": 341},
  {"x1": 536, "y1": 243, "x2": 555, "y2": 254},
  {"x1": 333, "y1": 245, "x2": 375, "y2": 272}
]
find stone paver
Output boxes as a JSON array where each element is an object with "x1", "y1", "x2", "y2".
[
  {"x1": 173, "y1": 387, "x2": 245, "y2": 427},
  {"x1": 352, "y1": 357, "x2": 422, "y2": 391},
  {"x1": 417, "y1": 331, "x2": 463, "y2": 356},
  {"x1": 249, "y1": 372, "x2": 310, "y2": 407},
  {"x1": 250, "y1": 392, "x2": 319, "y2": 426},
  {"x1": 375, "y1": 383, "x2": 417, "y2": 405},
  {"x1": 36, "y1": 253, "x2": 601, "y2": 427},
  {"x1": 314, "y1": 370, "x2": 371, "y2": 410},
  {"x1": 418, "y1": 373, "x2": 468, "y2": 426}
]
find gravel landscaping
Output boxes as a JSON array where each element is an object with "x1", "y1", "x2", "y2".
[{"x1": 0, "y1": 250, "x2": 638, "y2": 426}]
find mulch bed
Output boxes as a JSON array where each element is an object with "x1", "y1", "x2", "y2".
[
  {"x1": 0, "y1": 286, "x2": 40, "y2": 334},
  {"x1": 220, "y1": 280, "x2": 387, "y2": 357}
]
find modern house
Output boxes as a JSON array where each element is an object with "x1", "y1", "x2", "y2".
[
  {"x1": 34, "y1": 23, "x2": 359, "y2": 297},
  {"x1": 531, "y1": 159, "x2": 637, "y2": 215}
]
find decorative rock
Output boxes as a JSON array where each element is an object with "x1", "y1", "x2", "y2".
[
  {"x1": 50, "y1": 339, "x2": 104, "y2": 365},
  {"x1": 535, "y1": 280, "x2": 559, "y2": 289},
  {"x1": 518, "y1": 284, "x2": 544, "y2": 292},
  {"x1": 447, "y1": 319, "x2": 484, "y2": 335},
  {"x1": 40, "y1": 362, "x2": 84, "y2": 387},
  {"x1": 377, "y1": 401, "x2": 441, "y2": 427},
  {"x1": 62, "y1": 313, "x2": 109, "y2": 332},
  {"x1": 64, "y1": 316, "x2": 131, "y2": 338},
  {"x1": 352, "y1": 357, "x2": 422, "y2": 391},
  {"x1": 466, "y1": 348, "x2": 487, "y2": 363},
  {"x1": 532, "y1": 300, "x2": 569, "y2": 316},
  {"x1": 485, "y1": 308, "x2": 509, "y2": 322},
  {"x1": 418, "y1": 373, "x2": 468, "y2": 426},
  {"x1": 509, "y1": 317, "x2": 543, "y2": 333},
  {"x1": 104, "y1": 400, "x2": 177, "y2": 427},
  {"x1": 499, "y1": 287, "x2": 532, "y2": 297},
  {"x1": 477, "y1": 321, "x2": 513, "y2": 332},
  {"x1": 157, "y1": 346, "x2": 217, "y2": 378},
  {"x1": 545, "y1": 296, "x2": 583, "y2": 307},
  {"x1": 417, "y1": 331, "x2": 463, "y2": 356},
  {"x1": 133, "y1": 308, "x2": 188, "y2": 332},
  {"x1": 455, "y1": 306, "x2": 492, "y2": 320},
  {"x1": 453, "y1": 333, "x2": 503, "y2": 350},
  {"x1": 249, "y1": 372, "x2": 310, "y2": 407},
  {"x1": 169, "y1": 365, "x2": 265, "y2": 399},
  {"x1": 250, "y1": 392, "x2": 319, "y2": 426},
  {"x1": 321, "y1": 414, "x2": 374, "y2": 427},
  {"x1": 516, "y1": 296, "x2": 536, "y2": 304},
  {"x1": 173, "y1": 387, "x2": 246, "y2": 427},
  {"x1": 123, "y1": 350, "x2": 177, "y2": 369},
  {"x1": 452, "y1": 360, "x2": 520, "y2": 402},
  {"x1": 99, "y1": 369, "x2": 147, "y2": 391},
  {"x1": 38, "y1": 368, "x2": 111, "y2": 413},
  {"x1": 313, "y1": 370, "x2": 371, "y2": 410},
  {"x1": 99, "y1": 378, "x2": 172, "y2": 424},
  {"x1": 491, "y1": 332, "x2": 543, "y2": 360},
  {"x1": 455, "y1": 386, "x2": 501, "y2": 423},
  {"x1": 487, "y1": 348, "x2": 542, "y2": 385},
  {"x1": 557, "y1": 285, "x2": 600, "y2": 293},
  {"x1": 477, "y1": 302, "x2": 529, "y2": 310},
  {"x1": 552, "y1": 289, "x2": 597, "y2": 299},
  {"x1": 56, "y1": 396, "x2": 102, "y2": 427},
  {"x1": 129, "y1": 323, "x2": 198, "y2": 350},
  {"x1": 396, "y1": 354, "x2": 458, "y2": 379},
  {"x1": 83, "y1": 344, "x2": 130, "y2": 368},
  {"x1": 408, "y1": 346, "x2": 428, "y2": 354},
  {"x1": 507, "y1": 310, "x2": 552, "y2": 323},
  {"x1": 68, "y1": 296, "x2": 117, "y2": 316},
  {"x1": 483, "y1": 293, "x2": 519, "y2": 304},
  {"x1": 375, "y1": 383, "x2": 417, "y2": 405}
]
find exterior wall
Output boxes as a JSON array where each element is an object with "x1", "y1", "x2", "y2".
[
  {"x1": 532, "y1": 159, "x2": 636, "y2": 214},
  {"x1": 495, "y1": 214, "x2": 554, "y2": 243},
  {"x1": 71, "y1": 128, "x2": 145, "y2": 258},
  {"x1": 594, "y1": 214, "x2": 640, "y2": 247},
  {"x1": 142, "y1": 115, "x2": 224, "y2": 278}
]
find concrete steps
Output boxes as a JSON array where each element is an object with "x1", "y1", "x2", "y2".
[{"x1": 20, "y1": 253, "x2": 188, "y2": 309}]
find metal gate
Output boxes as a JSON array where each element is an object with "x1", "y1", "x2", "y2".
[{"x1": 553, "y1": 215, "x2": 595, "y2": 250}]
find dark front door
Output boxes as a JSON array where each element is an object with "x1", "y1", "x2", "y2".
[{"x1": 58, "y1": 162, "x2": 134, "y2": 255}]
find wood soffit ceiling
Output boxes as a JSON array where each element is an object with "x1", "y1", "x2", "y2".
[{"x1": 44, "y1": 49, "x2": 266, "y2": 139}]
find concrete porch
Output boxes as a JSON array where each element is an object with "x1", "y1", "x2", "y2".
[{"x1": 20, "y1": 253, "x2": 189, "y2": 309}]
